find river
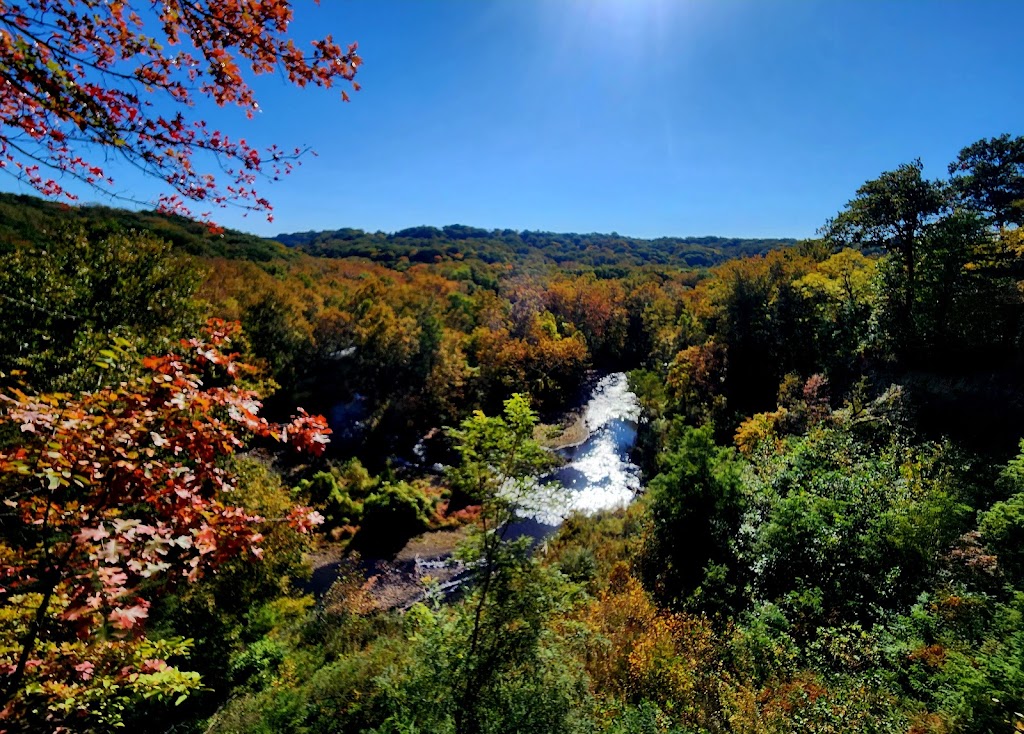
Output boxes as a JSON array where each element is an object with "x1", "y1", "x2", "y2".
[
  {"x1": 507, "y1": 371, "x2": 643, "y2": 538},
  {"x1": 312, "y1": 372, "x2": 643, "y2": 606}
]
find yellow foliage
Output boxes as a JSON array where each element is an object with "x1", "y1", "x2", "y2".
[
  {"x1": 794, "y1": 248, "x2": 877, "y2": 316},
  {"x1": 734, "y1": 408, "x2": 788, "y2": 457},
  {"x1": 574, "y1": 570, "x2": 726, "y2": 728}
]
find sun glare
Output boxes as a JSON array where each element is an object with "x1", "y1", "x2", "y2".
[{"x1": 544, "y1": 0, "x2": 704, "y2": 64}]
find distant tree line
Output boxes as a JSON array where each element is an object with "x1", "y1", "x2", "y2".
[{"x1": 276, "y1": 224, "x2": 796, "y2": 271}]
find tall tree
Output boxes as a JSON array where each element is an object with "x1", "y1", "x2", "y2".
[
  {"x1": 824, "y1": 160, "x2": 948, "y2": 355},
  {"x1": 0, "y1": 227, "x2": 203, "y2": 391},
  {"x1": 643, "y1": 424, "x2": 745, "y2": 615},
  {"x1": 949, "y1": 134, "x2": 1024, "y2": 227},
  {"x1": 446, "y1": 395, "x2": 559, "y2": 734},
  {"x1": 0, "y1": 1, "x2": 361, "y2": 221}
]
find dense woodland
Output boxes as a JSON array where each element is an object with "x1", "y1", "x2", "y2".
[
  {"x1": 275, "y1": 224, "x2": 795, "y2": 271},
  {"x1": 2, "y1": 133, "x2": 1024, "y2": 733}
]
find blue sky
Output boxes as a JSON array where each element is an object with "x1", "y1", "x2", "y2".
[{"x1": 4, "y1": 1, "x2": 1023, "y2": 239}]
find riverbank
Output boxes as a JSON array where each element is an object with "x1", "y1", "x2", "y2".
[
  {"x1": 534, "y1": 407, "x2": 589, "y2": 450},
  {"x1": 308, "y1": 527, "x2": 471, "y2": 611},
  {"x1": 533, "y1": 370, "x2": 608, "y2": 450}
]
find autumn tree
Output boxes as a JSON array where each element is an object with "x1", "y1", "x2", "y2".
[
  {"x1": 0, "y1": 320, "x2": 330, "y2": 730},
  {"x1": 545, "y1": 276, "x2": 628, "y2": 362},
  {"x1": 694, "y1": 250, "x2": 819, "y2": 419},
  {"x1": 0, "y1": 1, "x2": 361, "y2": 220}
]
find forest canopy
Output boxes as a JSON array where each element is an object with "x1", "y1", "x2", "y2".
[{"x1": 2, "y1": 133, "x2": 1024, "y2": 732}]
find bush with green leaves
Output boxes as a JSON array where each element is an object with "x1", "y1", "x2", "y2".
[
  {"x1": 642, "y1": 422, "x2": 746, "y2": 614},
  {"x1": 357, "y1": 481, "x2": 436, "y2": 553},
  {"x1": 979, "y1": 493, "x2": 1024, "y2": 586},
  {"x1": 297, "y1": 459, "x2": 379, "y2": 529}
]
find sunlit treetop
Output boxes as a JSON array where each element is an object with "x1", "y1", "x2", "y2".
[{"x1": 0, "y1": 0, "x2": 361, "y2": 223}]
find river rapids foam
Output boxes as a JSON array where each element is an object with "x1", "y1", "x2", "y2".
[{"x1": 521, "y1": 372, "x2": 642, "y2": 526}]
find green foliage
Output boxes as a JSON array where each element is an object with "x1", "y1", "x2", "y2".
[
  {"x1": 979, "y1": 492, "x2": 1024, "y2": 585},
  {"x1": 793, "y1": 248, "x2": 878, "y2": 372},
  {"x1": 949, "y1": 133, "x2": 1024, "y2": 227},
  {"x1": 825, "y1": 159, "x2": 948, "y2": 355},
  {"x1": 440, "y1": 394, "x2": 581, "y2": 733},
  {"x1": 741, "y1": 418, "x2": 976, "y2": 630},
  {"x1": 446, "y1": 393, "x2": 557, "y2": 523},
  {"x1": 823, "y1": 154, "x2": 1024, "y2": 366},
  {"x1": 243, "y1": 292, "x2": 310, "y2": 385},
  {"x1": 548, "y1": 505, "x2": 648, "y2": 594},
  {"x1": 557, "y1": 546, "x2": 599, "y2": 585},
  {"x1": 0, "y1": 192, "x2": 297, "y2": 262},
  {"x1": 0, "y1": 226, "x2": 203, "y2": 390},
  {"x1": 208, "y1": 566, "x2": 591, "y2": 734},
  {"x1": 413, "y1": 562, "x2": 588, "y2": 734},
  {"x1": 279, "y1": 225, "x2": 796, "y2": 271},
  {"x1": 229, "y1": 638, "x2": 287, "y2": 690},
  {"x1": 296, "y1": 459, "x2": 378, "y2": 528},
  {"x1": 643, "y1": 423, "x2": 746, "y2": 613},
  {"x1": 358, "y1": 481, "x2": 435, "y2": 553}
]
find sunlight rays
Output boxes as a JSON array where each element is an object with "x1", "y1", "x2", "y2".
[{"x1": 547, "y1": 0, "x2": 704, "y2": 62}]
